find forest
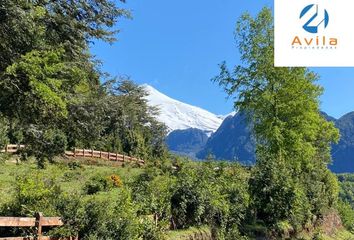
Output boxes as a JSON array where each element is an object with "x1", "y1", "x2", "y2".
[{"x1": 0, "y1": 1, "x2": 354, "y2": 239}]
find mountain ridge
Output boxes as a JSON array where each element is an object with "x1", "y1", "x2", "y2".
[
  {"x1": 143, "y1": 84, "x2": 354, "y2": 173},
  {"x1": 142, "y1": 84, "x2": 226, "y2": 135}
]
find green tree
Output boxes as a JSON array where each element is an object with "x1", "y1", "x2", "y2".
[
  {"x1": 2, "y1": 48, "x2": 89, "y2": 126},
  {"x1": 0, "y1": 0, "x2": 130, "y2": 166},
  {"x1": 65, "y1": 79, "x2": 168, "y2": 159},
  {"x1": 0, "y1": 0, "x2": 129, "y2": 73},
  {"x1": 214, "y1": 8, "x2": 339, "y2": 231}
]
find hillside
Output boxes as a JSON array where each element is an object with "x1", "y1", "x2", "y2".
[
  {"x1": 331, "y1": 112, "x2": 354, "y2": 173},
  {"x1": 193, "y1": 111, "x2": 354, "y2": 173},
  {"x1": 197, "y1": 113, "x2": 255, "y2": 165},
  {"x1": 165, "y1": 128, "x2": 209, "y2": 158},
  {"x1": 0, "y1": 157, "x2": 353, "y2": 240},
  {"x1": 142, "y1": 86, "x2": 354, "y2": 173}
]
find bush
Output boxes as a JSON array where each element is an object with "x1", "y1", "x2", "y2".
[
  {"x1": 337, "y1": 200, "x2": 354, "y2": 233},
  {"x1": 170, "y1": 161, "x2": 250, "y2": 238},
  {"x1": 0, "y1": 153, "x2": 11, "y2": 164},
  {"x1": 131, "y1": 167, "x2": 175, "y2": 223},
  {"x1": 78, "y1": 189, "x2": 140, "y2": 240},
  {"x1": 24, "y1": 127, "x2": 67, "y2": 168},
  {"x1": 2, "y1": 173, "x2": 62, "y2": 217},
  {"x1": 109, "y1": 174, "x2": 123, "y2": 188},
  {"x1": 83, "y1": 175, "x2": 112, "y2": 195},
  {"x1": 2, "y1": 172, "x2": 143, "y2": 239},
  {"x1": 67, "y1": 161, "x2": 83, "y2": 170},
  {"x1": 84, "y1": 174, "x2": 123, "y2": 195},
  {"x1": 49, "y1": 189, "x2": 141, "y2": 240},
  {"x1": 140, "y1": 217, "x2": 166, "y2": 240}
]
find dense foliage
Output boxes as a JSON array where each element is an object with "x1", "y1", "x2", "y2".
[
  {"x1": 0, "y1": 0, "x2": 167, "y2": 167},
  {"x1": 337, "y1": 174, "x2": 354, "y2": 232},
  {"x1": 1, "y1": 158, "x2": 353, "y2": 239},
  {"x1": 0, "y1": 159, "x2": 250, "y2": 240},
  {"x1": 214, "y1": 7, "x2": 340, "y2": 236}
]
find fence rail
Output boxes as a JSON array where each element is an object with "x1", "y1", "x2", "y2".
[
  {"x1": 65, "y1": 148, "x2": 145, "y2": 165},
  {"x1": 1, "y1": 145, "x2": 145, "y2": 165},
  {"x1": 0, "y1": 212, "x2": 77, "y2": 240},
  {"x1": 0, "y1": 145, "x2": 25, "y2": 153}
]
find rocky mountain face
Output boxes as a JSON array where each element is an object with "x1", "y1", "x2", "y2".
[
  {"x1": 196, "y1": 113, "x2": 255, "y2": 165},
  {"x1": 331, "y1": 112, "x2": 354, "y2": 173},
  {"x1": 166, "y1": 128, "x2": 209, "y2": 158},
  {"x1": 142, "y1": 84, "x2": 354, "y2": 173},
  {"x1": 196, "y1": 111, "x2": 354, "y2": 173}
]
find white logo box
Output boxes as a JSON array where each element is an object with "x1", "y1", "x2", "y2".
[{"x1": 274, "y1": 0, "x2": 354, "y2": 67}]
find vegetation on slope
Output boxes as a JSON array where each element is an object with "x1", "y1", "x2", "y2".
[{"x1": 0, "y1": 157, "x2": 354, "y2": 239}]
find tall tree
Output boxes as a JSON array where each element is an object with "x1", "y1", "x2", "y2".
[
  {"x1": 214, "y1": 8, "x2": 339, "y2": 231},
  {"x1": 0, "y1": 0, "x2": 129, "y2": 120},
  {"x1": 0, "y1": 0, "x2": 129, "y2": 72},
  {"x1": 66, "y1": 79, "x2": 168, "y2": 160},
  {"x1": 0, "y1": 0, "x2": 130, "y2": 166}
]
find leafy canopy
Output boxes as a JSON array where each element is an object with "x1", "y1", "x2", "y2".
[{"x1": 214, "y1": 7, "x2": 340, "y2": 230}]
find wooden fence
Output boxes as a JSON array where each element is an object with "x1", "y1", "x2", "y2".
[
  {"x1": 1, "y1": 145, "x2": 145, "y2": 165},
  {"x1": 0, "y1": 212, "x2": 77, "y2": 240},
  {"x1": 65, "y1": 148, "x2": 145, "y2": 165},
  {"x1": 0, "y1": 145, "x2": 25, "y2": 154}
]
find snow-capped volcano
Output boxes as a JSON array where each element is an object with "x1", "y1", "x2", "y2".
[{"x1": 142, "y1": 84, "x2": 224, "y2": 135}]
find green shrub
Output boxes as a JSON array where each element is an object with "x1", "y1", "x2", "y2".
[
  {"x1": 83, "y1": 174, "x2": 123, "y2": 195},
  {"x1": 78, "y1": 189, "x2": 140, "y2": 240},
  {"x1": 0, "y1": 153, "x2": 11, "y2": 164},
  {"x1": 83, "y1": 175, "x2": 112, "y2": 195},
  {"x1": 131, "y1": 167, "x2": 175, "y2": 223},
  {"x1": 337, "y1": 200, "x2": 354, "y2": 233},
  {"x1": 67, "y1": 161, "x2": 83, "y2": 170},
  {"x1": 140, "y1": 217, "x2": 166, "y2": 240},
  {"x1": 24, "y1": 127, "x2": 67, "y2": 168},
  {"x1": 3, "y1": 173, "x2": 62, "y2": 216},
  {"x1": 170, "y1": 161, "x2": 250, "y2": 238}
]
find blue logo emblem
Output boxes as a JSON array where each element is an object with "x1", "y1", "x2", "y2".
[{"x1": 300, "y1": 4, "x2": 329, "y2": 34}]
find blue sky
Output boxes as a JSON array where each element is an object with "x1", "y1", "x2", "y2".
[{"x1": 91, "y1": 0, "x2": 354, "y2": 119}]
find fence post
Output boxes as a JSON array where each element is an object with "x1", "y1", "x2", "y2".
[
  {"x1": 99, "y1": 151, "x2": 102, "y2": 159},
  {"x1": 91, "y1": 149, "x2": 94, "y2": 157},
  {"x1": 108, "y1": 152, "x2": 110, "y2": 160},
  {"x1": 74, "y1": 148, "x2": 76, "y2": 157},
  {"x1": 35, "y1": 212, "x2": 43, "y2": 240},
  {"x1": 5, "y1": 145, "x2": 8, "y2": 153}
]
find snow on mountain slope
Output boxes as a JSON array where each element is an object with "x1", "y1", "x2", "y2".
[
  {"x1": 142, "y1": 84, "x2": 223, "y2": 135},
  {"x1": 217, "y1": 111, "x2": 237, "y2": 120}
]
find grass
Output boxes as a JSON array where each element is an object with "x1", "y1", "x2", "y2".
[
  {"x1": 166, "y1": 226, "x2": 211, "y2": 240},
  {"x1": 318, "y1": 229, "x2": 354, "y2": 240},
  {"x1": 292, "y1": 228, "x2": 354, "y2": 240},
  {"x1": 0, "y1": 155, "x2": 144, "y2": 206}
]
